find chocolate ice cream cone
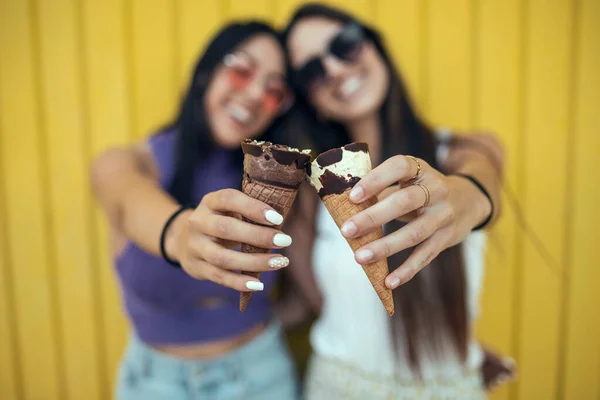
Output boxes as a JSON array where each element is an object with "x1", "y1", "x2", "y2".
[
  {"x1": 239, "y1": 139, "x2": 311, "y2": 312},
  {"x1": 309, "y1": 142, "x2": 394, "y2": 316}
]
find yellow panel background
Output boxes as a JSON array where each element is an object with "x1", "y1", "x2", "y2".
[{"x1": 0, "y1": 0, "x2": 598, "y2": 399}]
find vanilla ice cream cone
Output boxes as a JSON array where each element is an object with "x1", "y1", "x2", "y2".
[{"x1": 309, "y1": 142, "x2": 394, "y2": 316}]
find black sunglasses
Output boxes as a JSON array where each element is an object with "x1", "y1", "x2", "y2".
[{"x1": 292, "y1": 22, "x2": 366, "y2": 93}]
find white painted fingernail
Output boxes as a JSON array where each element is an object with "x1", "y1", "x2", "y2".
[
  {"x1": 355, "y1": 248, "x2": 373, "y2": 262},
  {"x1": 273, "y1": 233, "x2": 292, "y2": 247},
  {"x1": 264, "y1": 209, "x2": 284, "y2": 225},
  {"x1": 268, "y1": 256, "x2": 289, "y2": 268},
  {"x1": 341, "y1": 221, "x2": 357, "y2": 237},
  {"x1": 245, "y1": 281, "x2": 264, "y2": 291},
  {"x1": 349, "y1": 186, "x2": 364, "y2": 202},
  {"x1": 389, "y1": 278, "x2": 401, "y2": 289}
]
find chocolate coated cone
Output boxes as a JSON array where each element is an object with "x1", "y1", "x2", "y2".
[{"x1": 239, "y1": 177, "x2": 299, "y2": 312}]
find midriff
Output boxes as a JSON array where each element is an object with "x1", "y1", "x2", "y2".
[{"x1": 150, "y1": 323, "x2": 267, "y2": 359}]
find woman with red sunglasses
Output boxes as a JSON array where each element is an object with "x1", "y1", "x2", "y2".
[
  {"x1": 91, "y1": 22, "x2": 299, "y2": 399},
  {"x1": 280, "y1": 3, "x2": 515, "y2": 400}
]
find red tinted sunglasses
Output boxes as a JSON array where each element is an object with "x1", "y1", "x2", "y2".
[{"x1": 222, "y1": 51, "x2": 292, "y2": 114}]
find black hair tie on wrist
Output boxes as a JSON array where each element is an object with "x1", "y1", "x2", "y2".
[
  {"x1": 454, "y1": 174, "x2": 494, "y2": 231},
  {"x1": 160, "y1": 205, "x2": 194, "y2": 268}
]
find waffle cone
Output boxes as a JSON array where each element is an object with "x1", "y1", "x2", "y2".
[
  {"x1": 321, "y1": 188, "x2": 394, "y2": 316},
  {"x1": 239, "y1": 177, "x2": 299, "y2": 312}
]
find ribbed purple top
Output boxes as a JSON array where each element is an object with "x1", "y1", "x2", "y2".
[{"x1": 114, "y1": 130, "x2": 279, "y2": 344}]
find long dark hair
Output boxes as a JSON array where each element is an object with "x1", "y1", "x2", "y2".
[
  {"x1": 281, "y1": 3, "x2": 468, "y2": 374},
  {"x1": 160, "y1": 21, "x2": 285, "y2": 205}
]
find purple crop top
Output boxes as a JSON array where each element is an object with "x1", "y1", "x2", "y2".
[{"x1": 114, "y1": 130, "x2": 279, "y2": 345}]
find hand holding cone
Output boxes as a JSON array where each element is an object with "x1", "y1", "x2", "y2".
[
  {"x1": 308, "y1": 142, "x2": 395, "y2": 316},
  {"x1": 239, "y1": 139, "x2": 311, "y2": 312},
  {"x1": 238, "y1": 139, "x2": 394, "y2": 316}
]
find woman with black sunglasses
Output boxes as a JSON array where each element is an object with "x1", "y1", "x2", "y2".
[
  {"x1": 279, "y1": 3, "x2": 515, "y2": 399},
  {"x1": 90, "y1": 22, "x2": 300, "y2": 399}
]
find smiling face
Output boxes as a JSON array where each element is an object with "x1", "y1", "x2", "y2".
[
  {"x1": 204, "y1": 34, "x2": 290, "y2": 148},
  {"x1": 287, "y1": 17, "x2": 389, "y2": 123}
]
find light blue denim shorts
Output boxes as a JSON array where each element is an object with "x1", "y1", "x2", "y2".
[{"x1": 115, "y1": 320, "x2": 299, "y2": 400}]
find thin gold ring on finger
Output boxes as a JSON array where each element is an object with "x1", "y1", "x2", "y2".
[
  {"x1": 416, "y1": 183, "x2": 431, "y2": 208},
  {"x1": 406, "y1": 156, "x2": 422, "y2": 182}
]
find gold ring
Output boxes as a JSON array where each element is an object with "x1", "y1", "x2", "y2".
[
  {"x1": 406, "y1": 156, "x2": 422, "y2": 182},
  {"x1": 416, "y1": 183, "x2": 430, "y2": 208}
]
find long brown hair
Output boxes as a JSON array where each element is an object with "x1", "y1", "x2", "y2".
[
  {"x1": 281, "y1": 3, "x2": 468, "y2": 373},
  {"x1": 160, "y1": 22, "x2": 286, "y2": 205}
]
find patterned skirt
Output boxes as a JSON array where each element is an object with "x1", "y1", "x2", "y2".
[{"x1": 304, "y1": 354, "x2": 487, "y2": 400}]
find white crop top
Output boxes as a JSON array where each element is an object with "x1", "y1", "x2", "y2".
[{"x1": 309, "y1": 130, "x2": 486, "y2": 381}]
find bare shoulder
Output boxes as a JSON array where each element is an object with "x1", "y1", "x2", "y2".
[{"x1": 90, "y1": 139, "x2": 158, "y2": 183}]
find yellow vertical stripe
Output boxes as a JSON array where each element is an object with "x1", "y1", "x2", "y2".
[
  {"x1": 176, "y1": 1, "x2": 224, "y2": 89},
  {"x1": 425, "y1": 0, "x2": 474, "y2": 129},
  {"x1": 1, "y1": 1, "x2": 599, "y2": 399},
  {"x1": 130, "y1": 0, "x2": 178, "y2": 140},
  {"x1": 0, "y1": 152, "x2": 19, "y2": 400},
  {"x1": 80, "y1": 0, "x2": 133, "y2": 394},
  {"x1": 517, "y1": 0, "x2": 574, "y2": 398},
  {"x1": 0, "y1": 0, "x2": 62, "y2": 398},
  {"x1": 473, "y1": 2, "x2": 524, "y2": 400},
  {"x1": 375, "y1": 0, "x2": 425, "y2": 110},
  {"x1": 562, "y1": 0, "x2": 600, "y2": 397},
  {"x1": 226, "y1": 0, "x2": 273, "y2": 21},
  {"x1": 35, "y1": 0, "x2": 103, "y2": 398}
]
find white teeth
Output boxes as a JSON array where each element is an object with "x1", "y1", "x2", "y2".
[
  {"x1": 341, "y1": 77, "x2": 362, "y2": 98},
  {"x1": 228, "y1": 104, "x2": 251, "y2": 123}
]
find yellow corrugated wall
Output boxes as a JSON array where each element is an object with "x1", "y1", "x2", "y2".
[{"x1": 0, "y1": 0, "x2": 598, "y2": 399}]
